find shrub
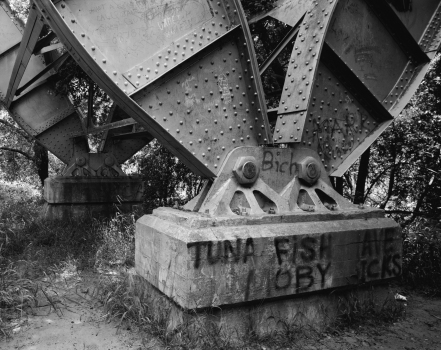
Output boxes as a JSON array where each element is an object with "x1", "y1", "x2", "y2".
[{"x1": 402, "y1": 223, "x2": 441, "y2": 296}]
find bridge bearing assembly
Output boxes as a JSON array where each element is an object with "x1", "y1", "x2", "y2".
[{"x1": 43, "y1": 153, "x2": 143, "y2": 220}]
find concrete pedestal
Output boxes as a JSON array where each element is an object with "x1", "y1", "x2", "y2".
[
  {"x1": 43, "y1": 176, "x2": 144, "y2": 220},
  {"x1": 135, "y1": 207, "x2": 402, "y2": 335}
]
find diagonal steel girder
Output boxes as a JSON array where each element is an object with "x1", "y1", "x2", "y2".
[
  {"x1": 5, "y1": 3, "x2": 44, "y2": 108},
  {"x1": 31, "y1": 0, "x2": 272, "y2": 179}
]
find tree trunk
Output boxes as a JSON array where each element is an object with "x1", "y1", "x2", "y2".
[
  {"x1": 354, "y1": 147, "x2": 371, "y2": 204},
  {"x1": 335, "y1": 177, "x2": 343, "y2": 195},
  {"x1": 33, "y1": 142, "x2": 49, "y2": 187}
]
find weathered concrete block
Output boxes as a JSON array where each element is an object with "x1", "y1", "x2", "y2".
[
  {"x1": 42, "y1": 202, "x2": 141, "y2": 220},
  {"x1": 44, "y1": 176, "x2": 143, "y2": 204},
  {"x1": 135, "y1": 207, "x2": 402, "y2": 310},
  {"x1": 43, "y1": 176, "x2": 144, "y2": 220},
  {"x1": 130, "y1": 273, "x2": 392, "y2": 339}
]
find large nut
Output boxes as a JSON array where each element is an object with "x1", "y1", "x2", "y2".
[
  {"x1": 75, "y1": 156, "x2": 86, "y2": 167},
  {"x1": 104, "y1": 156, "x2": 115, "y2": 167},
  {"x1": 233, "y1": 156, "x2": 260, "y2": 185},
  {"x1": 297, "y1": 156, "x2": 321, "y2": 185}
]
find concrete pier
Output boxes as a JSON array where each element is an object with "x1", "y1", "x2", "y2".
[
  {"x1": 43, "y1": 176, "x2": 144, "y2": 220},
  {"x1": 135, "y1": 207, "x2": 401, "y2": 334}
]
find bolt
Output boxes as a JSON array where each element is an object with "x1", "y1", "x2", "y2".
[
  {"x1": 298, "y1": 156, "x2": 322, "y2": 185},
  {"x1": 75, "y1": 157, "x2": 86, "y2": 167},
  {"x1": 104, "y1": 156, "x2": 115, "y2": 167},
  {"x1": 243, "y1": 161, "x2": 257, "y2": 180}
]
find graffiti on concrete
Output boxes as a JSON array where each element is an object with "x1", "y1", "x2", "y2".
[{"x1": 187, "y1": 227, "x2": 402, "y2": 301}]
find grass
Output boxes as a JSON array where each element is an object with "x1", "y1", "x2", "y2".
[
  {"x1": 333, "y1": 287, "x2": 406, "y2": 331},
  {"x1": 96, "y1": 272, "x2": 321, "y2": 349}
]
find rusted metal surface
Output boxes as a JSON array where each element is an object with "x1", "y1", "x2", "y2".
[
  {"x1": 277, "y1": 0, "x2": 338, "y2": 117},
  {"x1": 132, "y1": 29, "x2": 270, "y2": 173}
]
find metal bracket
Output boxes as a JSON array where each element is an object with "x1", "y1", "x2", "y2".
[
  {"x1": 197, "y1": 146, "x2": 357, "y2": 217},
  {"x1": 63, "y1": 153, "x2": 125, "y2": 178}
]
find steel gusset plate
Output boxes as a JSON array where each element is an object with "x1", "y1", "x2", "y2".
[
  {"x1": 0, "y1": 2, "x2": 88, "y2": 164},
  {"x1": 33, "y1": 0, "x2": 271, "y2": 178},
  {"x1": 132, "y1": 28, "x2": 269, "y2": 173},
  {"x1": 99, "y1": 105, "x2": 153, "y2": 165},
  {"x1": 10, "y1": 81, "x2": 89, "y2": 163},
  {"x1": 273, "y1": 0, "x2": 439, "y2": 176}
]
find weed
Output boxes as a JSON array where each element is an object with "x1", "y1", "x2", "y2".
[
  {"x1": 0, "y1": 260, "x2": 37, "y2": 338},
  {"x1": 97, "y1": 273, "x2": 172, "y2": 344},
  {"x1": 333, "y1": 287, "x2": 405, "y2": 330},
  {"x1": 95, "y1": 213, "x2": 136, "y2": 271}
]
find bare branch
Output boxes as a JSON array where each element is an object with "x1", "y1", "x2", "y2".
[
  {"x1": 364, "y1": 165, "x2": 393, "y2": 202},
  {"x1": 380, "y1": 153, "x2": 398, "y2": 210},
  {"x1": 384, "y1": 210, "x2": 413, "y2": 215},
  {"x1": 0, "y1": 147, "x2": 34, "y2": 161}
]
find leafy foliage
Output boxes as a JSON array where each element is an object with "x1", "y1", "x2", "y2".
[
  {"x1": 402, "y1": 223, "x2": 441, "y2": 296},
  {"x1": 139, "y1": 141, "x2": 203, "y2": 211},
  {"x1": 341, "y1": 55, "x2": 441, "y2": 229}
]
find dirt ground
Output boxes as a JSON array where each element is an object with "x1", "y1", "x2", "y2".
[
  {"x1": 0, "y1": 271, "x2": 162, "y2": 350},
  {"x1": 297, "y1": 292, "x2": 441, "y2": 350},
  {"x1": 1, "y1": 270, "x2": 441, "y2": 350}
]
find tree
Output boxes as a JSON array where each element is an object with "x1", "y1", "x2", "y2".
[
  {"x1": 345, "y1": 54, "x2": 441, "y2": 228},
  {"x1": 138, "y1": 141, "x2": 203, "y2": 212},
  {"x1": 0, "y1": 108, "x2": 56, "y2": 186}
]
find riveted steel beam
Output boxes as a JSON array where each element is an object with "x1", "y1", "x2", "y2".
[
  {"x1": 259, "y1": 22, "x2": 301, "y2": 76},
  {"x1": 32, "y1": 0, "x2": 272, "y2": 178},
  {"x1": 15, "y1": 51, "x2": 69, "y2": 96},
  {"x1": 320, "y1": 43, "x2": 392, "y2": 123},
  {"x1": 69, "y1": 118, "x2": 138, "y2": 138},
  {"x1": 32, "y1": 0, "x2": 218, "y2": 178},
  {"x1": 35, "y1": 42, "x2": 63, "y2": 55},
  {"x1": 112, "y1": 131, "x2": 153, "y2": 141},
  {"x1": 365, "y1": 0, "x2": 430, "y2": 64},
  {"x1": 5, "y1": 4, "x2": 44, "y2": 107},
  {"x1": 277, "y1": 0, "x2": 339, "y2": 116},
  {"x1": 32, "y1": 31, "x2": 57, "y2": 54}
]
